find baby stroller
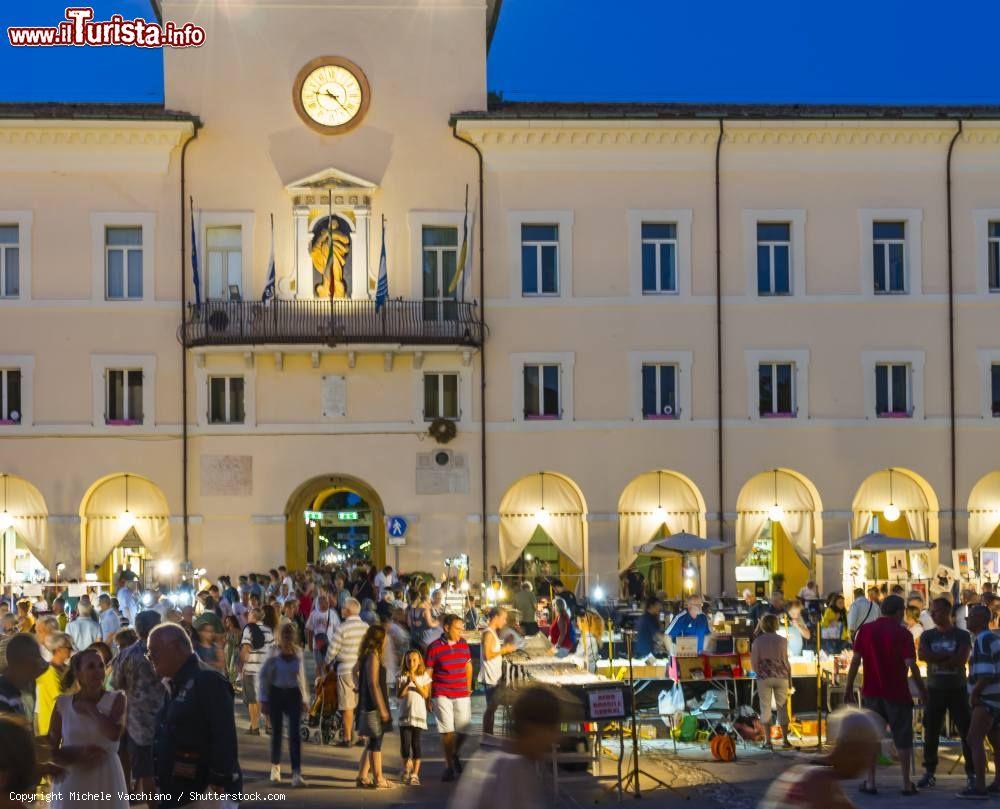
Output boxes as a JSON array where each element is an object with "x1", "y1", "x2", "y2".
[{"x1": 302, "y1": 669, "x2": 343, "y2": 745}]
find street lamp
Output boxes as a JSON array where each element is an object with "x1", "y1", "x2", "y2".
[
  {"x1": 534, "y1": 472, "x2": 549, "y2": 526},
  {"x1": 653, "y1": 470, "x2": 667, "y2": 523}
]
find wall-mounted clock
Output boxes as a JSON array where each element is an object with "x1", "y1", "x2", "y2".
[{"x1": 293, "y1": 56, "x2": 371, "y2": 135}]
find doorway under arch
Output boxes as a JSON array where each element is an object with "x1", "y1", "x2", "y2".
[
  {"x1": 735, "y1": 468, "x2": 824, "y2": 598},
  {"x1": 0, "y1": 474, "x2": 50, "y2": 583},
  {"x1": 968, "y1": 471, "x2": 1000, "y2": 552},
  {"x1": 285, "y1": 475, "x2": 386, "y2": 571},
  {"x1": 498, "y1": 471, "x2": 588, "y2": 595},
  {"x1": 617, "y1": 470, "x2": 707, "y2": 599},
  {"x1": 79, "y1": 473, "x2": 170, "y2": 583}
]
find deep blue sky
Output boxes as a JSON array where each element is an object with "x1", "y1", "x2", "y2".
[{"x1": 1, "y1": 0, "x2": 998, "y2": 105}]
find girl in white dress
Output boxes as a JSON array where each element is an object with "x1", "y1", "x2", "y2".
[{"x1": 48, "y1": 648, "x2": 129, "y2": 809}]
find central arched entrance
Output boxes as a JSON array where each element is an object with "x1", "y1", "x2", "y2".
[{"x1": 285, "y1": 475, "x2": 385, "y2": 570}]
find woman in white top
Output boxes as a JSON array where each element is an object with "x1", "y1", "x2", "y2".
[
  {"x1": 397, "y1": 650, "x2": 432, "y2": 785},
  {"x1": 48, "y1": 648, "x2": 129, "y2": 809},
  {"x1": 480, "y1": 607, "x2": 517, "y2": 736}
]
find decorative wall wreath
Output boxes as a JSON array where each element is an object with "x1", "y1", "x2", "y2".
[{"x1": 428, "y1": 417, "x2": 457, "y2": 444}]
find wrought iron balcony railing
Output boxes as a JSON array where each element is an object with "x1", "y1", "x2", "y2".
[{"x1": 180, "y1": 299, "x2": 483, "y2": 348}]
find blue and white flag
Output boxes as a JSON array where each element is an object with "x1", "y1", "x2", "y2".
[
  {"x1": 262, "y1": 213, "x2": 276, "y2": 303},
  {"x1": 190, "y1": 197, "x2": 201, "y2": 306},
  {"x1": 375, "y1": 215, "x2": 388, "y2": 312}
]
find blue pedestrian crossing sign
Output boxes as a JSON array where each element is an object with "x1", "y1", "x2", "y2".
[{"x1": 387, "y1": 515, "x2": 408, "y2": 539}]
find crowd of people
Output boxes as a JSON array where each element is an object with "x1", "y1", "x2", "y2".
[{"x1": 0, "y1": 560, "x2": 590, "y2": 807}]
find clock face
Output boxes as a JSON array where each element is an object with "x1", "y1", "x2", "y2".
[{"x1": 293, "y1": 57, "x2": 370, "y2": 134}]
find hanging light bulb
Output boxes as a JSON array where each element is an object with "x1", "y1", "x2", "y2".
[
  {"x1": 768, "y1": 469, "x2": 784, "y2": 522},
  {"x1": 0, "y1": 475, "x2": 12, "y2": 532},
  {"x1": 118, "y1": 473, "x2": 136, "y2": 530},
  {"x1": 653, "y1": 471, "x2": 667, "y2": 521},
  {"x1": 535, "y1": 471, "x2": 549, "y2": 525},
  {"x1": 883, "y1": 468, "x2": 900, "y2": 522}
]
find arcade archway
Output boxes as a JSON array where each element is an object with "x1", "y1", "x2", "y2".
[
  {"x1": 285, "y1": 475, "x2": 386, "y2": 570},
  {"x1": 0, "y1": 474, "x2": 50, "y2": 583},
  {"x1": 735, "y1": 469, "x2": 823, "y2": 598},
  {"x1": 968, "y1": 471, "x2": 1000, "y2": 552},
  {"x1": 498, "y1": 472, "x2": 588, "y2": 595},
  {"x1": 618, "y1": 470, "x2": 707, "y2": 598},
  {"x1": 80, "y1": 474, "x2": 170, "y2": 583},
  {"x1": 851, "y1": 467, "x2": 939, "y2": 579}
]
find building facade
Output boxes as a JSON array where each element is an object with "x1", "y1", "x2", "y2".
[{"x1": 1, "y1": 0, "x2": 1000, "y2": 598}]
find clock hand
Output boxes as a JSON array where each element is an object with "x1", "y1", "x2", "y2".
[{"x1": 323, "y1": 91, "x2": 348, "y2": 111}]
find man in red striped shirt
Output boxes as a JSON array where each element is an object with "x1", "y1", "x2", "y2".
[{"x1": 426, "y1": 613, "x2": 473, "y2": 782}]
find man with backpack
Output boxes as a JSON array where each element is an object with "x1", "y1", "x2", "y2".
[
  {"x1": 305, "y1": 593, "x2": 339, "y2": 676},
  {"x1": 847, "y1": 586, "x2": 880, "y2": 640},
  {"x1": 239, "y1": 607, "x2": 273, "y2": 735}
]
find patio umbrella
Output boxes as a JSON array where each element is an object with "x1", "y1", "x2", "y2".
[
  {"x1": 816, "y1": 531, "x2": 936, "y2": 556},
  {"x1": 637, "y1": 531, "x2": 733, "y2": 556}
]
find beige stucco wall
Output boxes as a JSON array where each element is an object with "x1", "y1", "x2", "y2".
[{"x1": 1, "y1": 2, "x2": 1000, "y2": 596}]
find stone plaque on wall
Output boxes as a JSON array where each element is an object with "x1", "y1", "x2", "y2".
[
  {"x1": 200, "y1": 455, "x2": 253, "y2": 496},
  {"x1": 416, "y1": 450, "x2": 469, "y2": 495},
  {"x1": 322, "y1": 375, "x2": 347, "y2": 418}
]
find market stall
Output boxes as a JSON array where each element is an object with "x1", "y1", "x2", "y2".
[{"x1": 817, "y1": 531, "x2": 936, "y2": 601}]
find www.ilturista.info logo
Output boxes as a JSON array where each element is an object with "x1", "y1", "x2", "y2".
[{"x1": 7, "y1": 7, "x2": 205, "y2": 48}]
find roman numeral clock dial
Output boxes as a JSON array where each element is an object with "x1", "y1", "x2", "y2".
[{"x1": 293, "y1": 56, "x2": 371, "y2": 134}]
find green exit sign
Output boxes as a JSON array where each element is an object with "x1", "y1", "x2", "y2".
[
  {"x1": 337, "y1": 511, "x2": 359, "y2": 521},
  {"x1": 304, "y1": 510, "x2": 323, "y2": 521}
]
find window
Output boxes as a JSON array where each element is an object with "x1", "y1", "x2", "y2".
[
  {"x1": 756, "y1": 223, "x2": 791, "y2": 295},
  {"x1": 106, "y1": 369, "x2": 143, "y2": 425},
  {"x1": 641, "y1": 223, "x2": 677, "y2": 294},
  {"x1": 523, "y1": 364, "x2": 560, "y2": 419},
  {"x1": 423, "y1": 373, "x2": 459, "y2": 420},
  {"x1": 873, "y1": 221, "x2": 906, "y2": 293},
  {"x1": 105, "y1": 226, "x2": 142, "y2": 300},
  {"x1": 875, "y1": 363, "x2": 910, "y2": 417},
  {"x1": 208, "y1": 376, "x2": 245, "y2": 424},
  {"x1": 206, "y1": 226, "x2": 243, "y2": 300},
  {"x1": 989, "y1": 222, "x2": 1000, "y2": 292},
  {"x1": 0, "y1": 226, "x2": 19, "y2": 298},
  {"x1": 641, "y1": 364, "x2": 678, "y2": 419},
  {"x1": 758, "y1": 362, "x2": 795, "y2": 417},
  {"x1": 521, "y1": 224, "x2": 559, "y2": 296},
  {"x1": 0, "y1": 369, "x2": 20, "y2": 424},
  {"x1": 992, "y1": 364, "x2": 1000, "y2": 417},
  {"x1": 421, "y1": 226, "x2": 459, "y2": 321}
]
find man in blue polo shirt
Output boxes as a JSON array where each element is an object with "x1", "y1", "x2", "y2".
[{"x1": 667, "y1": 594, "x2": 711, "y2": 653}]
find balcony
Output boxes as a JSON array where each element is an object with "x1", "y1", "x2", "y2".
[{"x1": 180, "y1": 299, "x2": 483, "y2": 349}]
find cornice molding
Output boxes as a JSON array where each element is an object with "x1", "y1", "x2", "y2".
[
  {"x1": 457, "y1": 120, "x2": 1000, "y2": 148},
  {"x1": 0, "y1": 119, "x2": 194, "y2": 174}
]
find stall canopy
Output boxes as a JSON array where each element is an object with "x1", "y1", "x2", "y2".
[
  {"x1": 735, "y1": 470, "x2": 817, "y2": 566},
  {"x1": 0, "y1": 475, "x2": 49, "y2": 570},
  {"x1": 498, "y1": 473, "x2": 585, "y2": 570},
  {"x1": 817, "y1": 531, "x2": 936, "y2": 556},
  {"x1": 968, "y1": 471, "x2": 1000, "y2": 553},
  {"x1": 82, "y1": 475, "x2": 170, "y2": 569},
  {"x1": 637, "y1": 532, "x2": 730, "y2": 556},
  {"x1": 852, "y1": 469, "x2": 929, "y2": 541},
  {"x1": 618, "y1": 470, "x2": 704, "y2": 571}
]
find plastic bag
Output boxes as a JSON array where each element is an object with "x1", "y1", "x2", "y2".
[{"x1": 658, "y1": 682, "x2": 685, "y2": 716}]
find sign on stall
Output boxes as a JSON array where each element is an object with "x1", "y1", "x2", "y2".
[{"x1": 586, "y1": 687, "x2": 627, "y2": 720}]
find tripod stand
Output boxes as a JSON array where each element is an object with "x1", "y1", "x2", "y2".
[{"x1": 619, "y1": 628, "x2": 677, "y2": 799}]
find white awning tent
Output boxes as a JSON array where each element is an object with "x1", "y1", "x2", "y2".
[
  {"x1": 968, "y1": 471, "x2": 1000, "y2": 553},
  {"x1": 618, "y1": 470, "x2": 705, "y2": 571},
  {"x1": 735, "y1": 470, "x2": 819, "y2": 568},
  {"x1": 0, "y1": 474, "x2": 49, "y2": 570},
  {"x1": 851, "y1": 469, "x2": 931, "y2": 542},
  {"x1": 498, "y1": 472, "x2": 586, "y2": 571},
  {"x1": 81, "y1": 475, "x2": 171, "y2": 569}
]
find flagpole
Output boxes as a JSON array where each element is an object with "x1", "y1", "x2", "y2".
[{"x1": 328, "y1": 190, "x2": 334, "y2": 343}]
